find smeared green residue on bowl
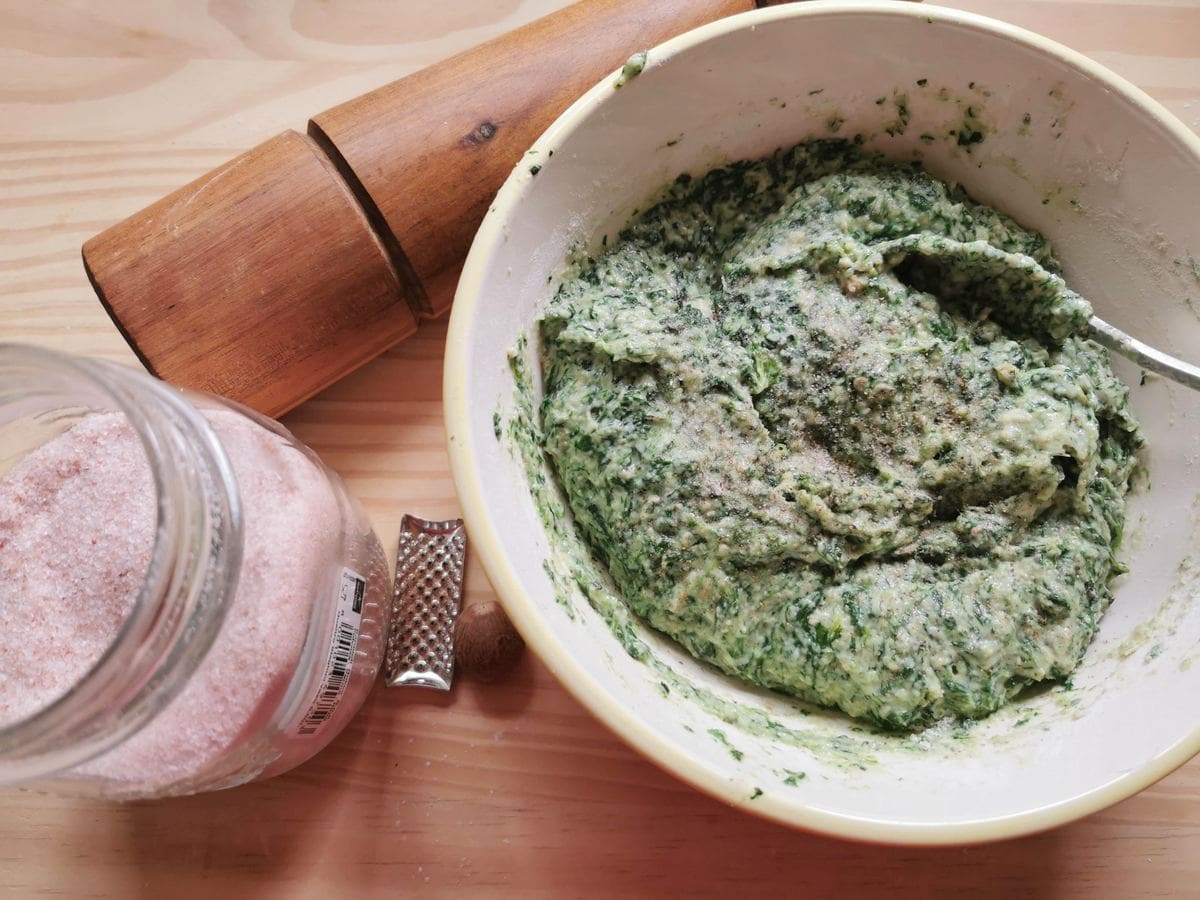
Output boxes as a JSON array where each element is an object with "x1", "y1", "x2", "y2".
[
  {"x1": 500, "y1": 338, "x2": 881, "y2": 771},
  {"x1": 614, "y1": 51, "x2": 647, "y2": 89}
]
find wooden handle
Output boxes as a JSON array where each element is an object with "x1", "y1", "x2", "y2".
[
  {"x1": 84, "y1": 132, "x2": 417, "y2": 413},
  {"x1": 309, "y1": 0, "x2": 757, "y2": 317},
  {"x1": 82, "y1": 0, "x2": 757, "y2": 416}
]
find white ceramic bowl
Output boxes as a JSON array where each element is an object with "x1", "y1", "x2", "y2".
[{"x1": 446, "y1": 1, "x2": 1200, "y2": 843}]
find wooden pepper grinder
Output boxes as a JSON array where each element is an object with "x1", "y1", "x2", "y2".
[{"x1": 82, "y1": 0, "x2": 779, "y2": 417}]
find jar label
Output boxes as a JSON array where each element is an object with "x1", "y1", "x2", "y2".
[{"x1": 294, "y1": 568, "x2": 366, "y2": 736}]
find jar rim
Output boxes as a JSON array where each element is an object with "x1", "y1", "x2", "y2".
[{"x1": 0, "y1": 344, "x2": 243, "y2": 782}]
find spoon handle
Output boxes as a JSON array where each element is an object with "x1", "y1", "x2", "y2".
[{"x1": 1087, "y1": 316, "x2": 1200, "y2": 392}]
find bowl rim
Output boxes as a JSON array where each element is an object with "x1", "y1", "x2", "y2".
[{"x1": 444, "y1": 0, "x2": 1200, "y2": 844}]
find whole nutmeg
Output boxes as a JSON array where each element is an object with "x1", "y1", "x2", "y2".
[{"x1": 454, "y1": 599, "x2": 524, "y2": 682}]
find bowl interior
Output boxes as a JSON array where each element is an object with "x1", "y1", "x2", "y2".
[{"x1": 447, "y1": 1, "x2": 1200, "y2": 842}]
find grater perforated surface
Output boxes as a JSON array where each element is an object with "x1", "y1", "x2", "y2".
[{"x1": 385, "y1": 515, "x2": 466, "y2": 690}]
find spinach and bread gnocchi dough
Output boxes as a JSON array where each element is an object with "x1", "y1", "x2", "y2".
[{"x1": 538, "y1": 139, "x2": 1142, "y2": 729}]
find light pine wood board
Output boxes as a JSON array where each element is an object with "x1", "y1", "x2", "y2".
[{"x1": 1, "y1": 1, "x2": 1198, "y2": 896}]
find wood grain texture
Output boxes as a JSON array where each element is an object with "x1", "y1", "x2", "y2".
[
  {"x1": 1, "y1": 1, "x2": 1198, "y2": 896},
  {"x1": 79, "y1": 0, "x2": 765, "y2": 418},
  {"x1": 310, "y1": 0, "x2": 756, "y2": 312},
  {"x1": 83, "y1": 129, "x2": 416, "y2": 416}
]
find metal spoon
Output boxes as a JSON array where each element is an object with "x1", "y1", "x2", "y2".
[{"x1": 1087, "y1": 317, "x2": 1200, "y2": 392}]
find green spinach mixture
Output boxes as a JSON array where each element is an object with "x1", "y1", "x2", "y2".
[{"x1": 537, "y1": 139, "x2": 1142, "y2": 729}]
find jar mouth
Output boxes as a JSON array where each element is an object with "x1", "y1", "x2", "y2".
[{"x1": 0, "y1": 344, "x2": 243, "y2": 783}]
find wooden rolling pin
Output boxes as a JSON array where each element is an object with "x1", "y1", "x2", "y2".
[{"x1": 82, "y1": 0, "x2": 781, "y2": 416}]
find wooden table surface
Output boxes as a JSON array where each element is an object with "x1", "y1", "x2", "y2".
[{"x1": 2, "y1": 1, "x2": 1199, "y2": 896}]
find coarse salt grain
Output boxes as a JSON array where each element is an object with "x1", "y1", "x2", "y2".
[{"x1": 0, "y1": 408, "x2": 342, "y2": 789}]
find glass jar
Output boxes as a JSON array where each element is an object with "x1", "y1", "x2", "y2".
[{"x1": 0, "y1": 344, "x2": 390, "y2": 798}]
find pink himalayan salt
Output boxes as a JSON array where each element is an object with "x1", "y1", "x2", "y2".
[{"x1": 0, "y1": 408, "x2": 341, "y2": 788}]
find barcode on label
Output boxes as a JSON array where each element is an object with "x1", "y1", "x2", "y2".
[
  {"x1": 298, "y1": 621, "x2": 358, "y2": 735},
  {"x1": 295, "y1": 568, "x2": 365, "y2": 737}
]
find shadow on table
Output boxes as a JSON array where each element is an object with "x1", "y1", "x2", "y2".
[
  {"x1": 118, "y1": 710, "x2": 375, "y2": 892},
  {"x1": 117, "y1": 655, "x2": 539, "y2": 896},
  {"x1": 113, "y1": 649, "x2": 1157, "y2": 897}
]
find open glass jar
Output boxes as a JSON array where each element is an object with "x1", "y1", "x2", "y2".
[{"x1": 0, "y1": 345, "x2": 390, "y2": 798}]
